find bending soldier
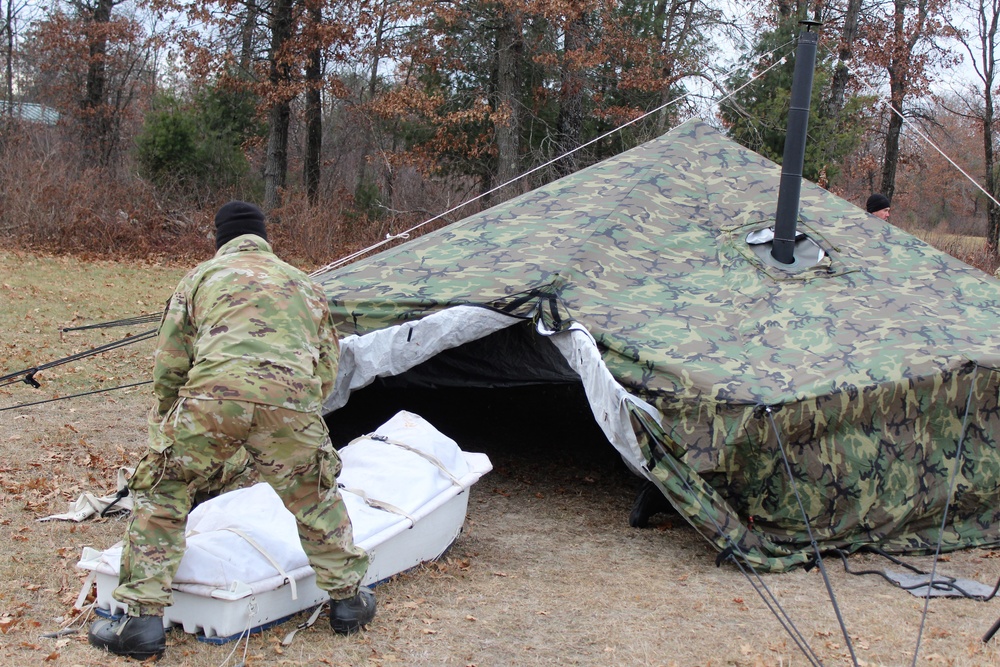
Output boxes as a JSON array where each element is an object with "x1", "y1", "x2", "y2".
[{"x1": 89, "y1": 201, "x2": 374, "y2": 661}]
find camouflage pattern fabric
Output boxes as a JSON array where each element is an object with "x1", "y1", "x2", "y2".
[
  {"x1": 116, "y1": 235, "x2": 367, "y2": 611},
  {"x1": 151, "y1": 235, "x2": 338, "y2": 418},
  {"x1": 314, "y1": 119, "x2": 1000, "y2": 572},
  {"x1": 115, "y1": 397, "x2": 368, "y2": 611}
]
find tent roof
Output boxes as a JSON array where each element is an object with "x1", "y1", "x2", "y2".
[{"x1": 317, "y1": 119, "x2": 1000, "y2": 407}]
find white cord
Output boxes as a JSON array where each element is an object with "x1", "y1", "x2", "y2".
[
  {"x1": 309, "y1": 41, "x2": 796, "y2": 277},
  {"x1": 886, "y1": 103, "x2": 1000, "y2": 209},
  {"x1": 217, "y1": 596, "x2": 257, "y2": 667}
]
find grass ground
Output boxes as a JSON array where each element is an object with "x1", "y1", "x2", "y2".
[{"x1": 2, "y1": 250, "x2": 1000, "y2": 666}]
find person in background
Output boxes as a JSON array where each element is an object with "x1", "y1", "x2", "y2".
[
  {"x1": 88, "y1": 201, "x2": 374, "y2": 661},
  {"x1": 866, "y1": 193, "x2": 891, "y2": 221}
]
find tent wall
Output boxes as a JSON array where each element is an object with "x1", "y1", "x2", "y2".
[{"x1": 629, "y1": 362, "x2": 1000, "y2": 571}]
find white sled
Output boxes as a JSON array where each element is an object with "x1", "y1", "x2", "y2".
[{"x1": 77, "y1": 410, "x2": 492, "y2": 642}]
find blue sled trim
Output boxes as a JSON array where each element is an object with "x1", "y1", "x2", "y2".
[{"x1": 196, "y1": 613, "x2": 300, "y2": 645}]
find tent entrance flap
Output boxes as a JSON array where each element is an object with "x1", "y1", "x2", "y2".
[{"x1": 375, "y1": 320, "x2": 581, "y2": 390}]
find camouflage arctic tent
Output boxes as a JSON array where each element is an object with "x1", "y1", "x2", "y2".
[{"x1": 315, "y1": 119, "x2": 1000, "y2": 572}]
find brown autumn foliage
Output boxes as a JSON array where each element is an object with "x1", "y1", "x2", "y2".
[
  {"x1": 3, "y1": 102, "x2": 999, "y2": 278},
  {"x1": 1, "y1": 0, "x2": 998, "y2": 276}
]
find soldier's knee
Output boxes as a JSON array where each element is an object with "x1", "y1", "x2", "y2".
[
  {"x1": 129, "y1": 452, "x2": 171, "y2": 494},
  {"x1": 318, "y1": 446, "x2": 341, "y2": 488}
]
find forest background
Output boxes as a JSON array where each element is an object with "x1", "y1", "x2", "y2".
[{"x1": 2, "y1": 0, "x2": 1000, "y2": 273}]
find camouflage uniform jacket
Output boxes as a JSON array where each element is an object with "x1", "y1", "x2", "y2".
[{"x1": 151, "y1": 235, "x2": 338, "y2": 418}]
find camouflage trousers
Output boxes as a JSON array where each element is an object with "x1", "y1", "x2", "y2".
[{"x1": 114, "y1": 397, "x2": 369, "y2": 615}]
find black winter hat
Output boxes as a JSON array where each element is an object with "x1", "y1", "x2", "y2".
[
  {"x1": 865, "y1": 193, "x2": 890, "y2": 214},
  {"x1": 215, "y1": 201, "x2": 267, "y2": 250}
]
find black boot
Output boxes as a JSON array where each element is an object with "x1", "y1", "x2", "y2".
[
  {"x1": 88, "y1": 614, "x2": 166, "y2": 661},
  {"x1": 629, "y1": 480, "x2": 673, "y2": 528},
  {"x1": 330, "y1": 587, "x2": 376, "y2": 634}
]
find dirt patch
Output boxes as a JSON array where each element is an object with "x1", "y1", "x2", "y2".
[{"x1": 2, "y1": 250, "x2": 1000, "y2": 667}]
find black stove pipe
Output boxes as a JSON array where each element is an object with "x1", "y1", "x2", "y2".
[{"x1": 770, "y1": 21, "x2": 821, "y2": 265}]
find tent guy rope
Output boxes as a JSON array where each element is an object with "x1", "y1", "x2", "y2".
[
  {"x1": 308, "y1": 41, "x2": 797, "y2": 278},
  {"x1": 641, "y1": 412, "x2": 827, "y2": 666},
  {"x1": 910, "y1": 364, "x2": 981, "y2": 665},
  {"x1": 764, "y1": 406, "x2": 859, "y2": 666},
  {"x1": 887, "y1": 104, "x2": 1000, "y2": 210}
]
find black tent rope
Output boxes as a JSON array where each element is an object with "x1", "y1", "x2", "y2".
[
  {"x1": 637, "y1": 423, "x2": 825, "y2": 666},
  {"x1": 763, "y1": 406, "x2": 860, "y2": 667},
  {"x1": 62, "y1": 314, "x2": 160, "y2": 332},
  {"x1": 0, "y1": 380, "x2": 152, "y2": 412},
  {"x1": 0, "y1": 329, "x2": 157, "y2": 390},
  {"x1": 722, "y1": 550, "x2": 824, "y2": 666},
  {"x1": 828, "y1": 547, "x2": 1000, "y2": 601},
  {"x1": 911, "y1": 363, "x2": 980, "y2": 664}
]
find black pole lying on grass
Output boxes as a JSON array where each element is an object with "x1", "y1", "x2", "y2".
[
  {"x1": 0, "y1": 329, "x2": 156, "y2": 389},
  {"x1": 0, "y1": 380, "x2": 151, "y2": 412},
  {"x1": 985, "y1": 617, "x2": 1000, "y2": 643}
]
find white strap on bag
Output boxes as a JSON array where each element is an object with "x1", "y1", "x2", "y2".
[
  {"x1": 340, "y1": 486, "x2": 417, "y2": 524},
  {"x1": 349, "y1": 433, "x2": 463, "y2": 486},
  {"x1": 279, "y1": 600, "x2": 328, "y2": 646},
  {"x1": 218, "y1": 527, "x2": 298, "y2": 601}
]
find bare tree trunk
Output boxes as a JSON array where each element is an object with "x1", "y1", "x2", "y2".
[
  {"x1": 880, "y1": 0, "x2": 909, "y2": 201},
  {"x1": 265, "y1": 102, "x2": 291, "y2": 212},
  {"x1": 880, "y1": 0, "x2": 931, "y2": 201},
  {"x1": 368, "y1": 0, "x2": 387, "y2": 100},
  {"x1": 81, "y1": 0, "x2": 115, "y2": 167},
  {"x1": 879, "y1": 98, "x2": 903, "y2": 200},
  {"x1": 827, "y1": 0, "x2": 861, "y2": 117},
  {"x1": 304, "y1": 3, "x2": 322, "y2": 205},
  {"x1": 264, "y1": 0, "x2": 293, "y2": 212},
  {"x1": 239, "y1": 0, "x2": 258, "y2": 78},
  {"x1": 966, "y1": 0, "x2": 1000, "y2": 251},
  {"x1": 4, "y1": 0, "x2": 13, "y2": 110},
  {"x1": 985, "y1": 94, "x2": 999, "y2": 249},
  {"x1": 653, "y1": 0, "x2": 696, "y2": 135},
  {"x1": 492, "y1": 12, "x2": 522, "y2": 203},
  {"x1": 354, "y1": 0, "x2": 390, "y2": 214},
  {"x1": 556, "y1": 12, "x2": 586, "y2": 176}
]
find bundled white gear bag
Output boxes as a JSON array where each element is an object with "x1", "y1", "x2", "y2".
[{"x1": 77, "y1": 410, "x2": 492, "y2": 642}]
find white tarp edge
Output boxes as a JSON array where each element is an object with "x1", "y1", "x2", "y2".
[
  {"x1": 544, "y1": 322, "x2": 659, "y2": 473},
  {"x1": 328, "y1": 305, "x2": 662, "y2": 477},
  {"x1": 326, "y1": 306, "x2": 522, "y2": 412}
]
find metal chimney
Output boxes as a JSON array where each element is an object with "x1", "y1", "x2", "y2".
[{"x1": 770, "y1": 20, "x2": 822, "y2": 265}]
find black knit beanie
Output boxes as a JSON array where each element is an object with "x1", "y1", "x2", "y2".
[
  {"x1": 865, "y1": 193, "x2": 890, "y2": 214},
  {"x1": 215, "y1": 201, "x2": 267, "y2": 250}
]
